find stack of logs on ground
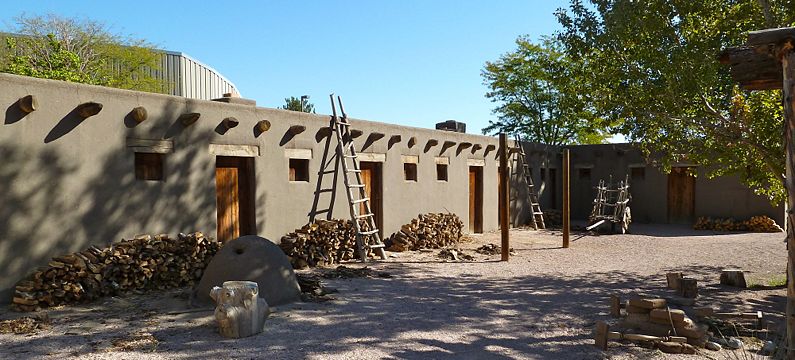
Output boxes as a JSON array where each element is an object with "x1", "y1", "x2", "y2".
[
  {"x1": 12, "y1": 232, "x2": 221, "y2": 311},
  {"x1": 280, "y1": 219, "x2": 375, "y2": 268},
  {"x1": 386, "y1": 213, "x2": 463, "y2": 252},
  {"x1": 279, "y1": 213, "x2": 464, "y2": 268},
  {"x1": 693, "y1": 215, "x2": 783, "y2": 232}
]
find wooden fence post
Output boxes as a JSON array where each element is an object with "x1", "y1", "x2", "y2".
[
  {"x1": 782, "y1": 46, "x2": 795, "y2": 359},
  {"x1": 499, "y1": 133, "x2": 510, "y2": 261},
  {"x1": 563, "y1": 148, "x2": 570, "y2": 248}
]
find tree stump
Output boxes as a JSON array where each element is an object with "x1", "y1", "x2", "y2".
[
  {"x1": 210, "y1": 281, "x2": 270, "y2": 338},
  {"x1": 720, "y1": 269, "x2": 747, "y2": 288},
  {"x1": 679, "y1": 278, "x2": 698, "y2": 298}
]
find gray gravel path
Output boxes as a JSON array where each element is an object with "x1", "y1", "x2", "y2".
[{"x1": 0, "y1": 224, "x2": 787, "y2": 359}]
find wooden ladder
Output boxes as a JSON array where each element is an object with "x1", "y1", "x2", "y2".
[
  {"x1": 318, "y1": 94, "x2": 386, "y2": 261},
  {"x1": 513, "y1": 135, "x2": 545, "y2": 230}
]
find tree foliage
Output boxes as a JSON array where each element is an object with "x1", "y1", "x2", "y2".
[
  {"x1": 482, "y1": 37, "x2": 611, "y2": 145},
  {"x1": 2, "y1": 14, "x2": 165, "y2": 93},
  {"x1": 555, "y1": 0, "x2": 795, "y2": 204},
  {"x1": 282, "y1": 96, "x2": 315, "y2": 113}
]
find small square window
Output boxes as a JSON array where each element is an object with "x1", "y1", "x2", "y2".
[
  {"x1": 436, "y1": 164, "x2": 448, "y2": 181},
  {"x1": 135, "y1": 152, "x2": 164, "y2": 181},
  {"x1": 289, "y1": 159, "x2": 309, "y2": 182},
  {"x1": 631, "y1": 167, "x2": 645, "y2": 180},
  {"x1": 404, "y1": 163, "x2": 418, "y2": 182},
  {"x1": 578, "y1": 168, "x2": 591, "y2": 179}
]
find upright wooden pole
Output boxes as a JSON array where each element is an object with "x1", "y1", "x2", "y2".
[
  {"x1": 499, "y1": 134, "x2": 510, "y2": 261},
  {"x1": 563, "y1": 148, "x2": 570, "y2": 248},
  {"x1": 782, "y1": 47, "x2": 795, "y2": 359}
]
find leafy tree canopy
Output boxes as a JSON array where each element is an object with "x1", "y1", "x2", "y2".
[
  {"x1": 482, "y1": 36, "x2": 612, "y2": 146},
  {"x1": 555, "y1": 0, "x2": 795, "y2": 204},
  {"x1": 282, "y1": 96, "x2": 315, "y2": 113},
  {"x1": 2, "y1": 14, "x2": 166, "y2": 93}
]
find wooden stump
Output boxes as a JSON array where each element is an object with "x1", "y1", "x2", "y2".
[
  {"x1": 666, "y1": 272, "x2": 683, "y2": 290},
  {"x1": 210, "y1": 281, "x2": 270, "y2": 338},
  {"x1": 679, "y1": 278, "x2": 698, "y2": 298},
  {"x1": 720, "y1": 269, "x2": 747, "y2": 288}
]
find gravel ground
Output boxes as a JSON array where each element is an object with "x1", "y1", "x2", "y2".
[{"x1": 0, "y1": 224, "x2": 787, "y2": 359}]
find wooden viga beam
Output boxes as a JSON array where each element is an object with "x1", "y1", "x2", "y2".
[
  {"x1": 76, "y1": 102, "x2": 103, "y2": 119},
  {"x1": 130, "y1": 106, "x2": 147, "y2": 124},
  {"x1": 719, "y1": 47, "x2": 783, "y2": 90},
  {"x1": 18, "y1": 95, "x2": 37, "y2": 113},
  {"x1": 221, "y1": 117, "x2": 239, "y2": 130},
  {"x1": 179, "y1": 112, "x2": 201, "y2": 126}
]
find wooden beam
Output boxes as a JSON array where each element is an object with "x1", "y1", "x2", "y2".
[
  {"x1": 499, "y1": 133, "x2": 510, "y2": 262},
  {"x1": 747, "y1": 27, "x2": 795, "y2": 47},
  {"x1": 221, "y1": 117, "x2": 239, "y2": 130},
  {"x1": 179, "y1": 112, "x2": 201, "y2": 126},
  {"x1": 720, "y1": 47, "x2": 782, "y2": 90},
  {"x1": 130, "y1": 106, "x2": 147, "y2": 123},
  {"x1": 287, "y1": 124, "x2": 306, "y2": 135},
  {"x1": 563, "y1": 148, "x2": 570, "y2": 248},
  {"x1": 18, "y1": 95, "x2": 37, "y2": 113},
  {"x1": 407, "y1": 136, "x2": 417, "y2": 148},
  {"x1": 782, "y1": 46, "x2": 795, "y2": 359},
  {"x1": 256, "y1": 120, "x2": 271, "y2": 132},
  {"x1": 76, "y1": 102, "x2": 103, "y2": 119}
]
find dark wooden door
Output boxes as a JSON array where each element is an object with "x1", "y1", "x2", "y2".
[
  {"x1": 360, "y1": 162, "x2": 383, "y2": 236},
  {"x1": 216, "y1": 157, "x2": 256, "y2": 242},
  {"x1": 469, "y1": 166, "x2": 483, "y2": 233},
  {"x1": 667, "y1": 167, "x2": 695, "y2": 224}
]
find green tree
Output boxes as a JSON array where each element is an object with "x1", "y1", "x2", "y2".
[
  {"x1": 555, "y1": 0, "x2": 795, "y2": 204},
  {"x1": 281, "y1": 96, "x2": 315, "y2": 113},
  {"x1": 481, "y1": 36, "x2": 611, "y2": 146},
  {"x1": 2, "y1": 14, "x2": 165, "y2": 93}
]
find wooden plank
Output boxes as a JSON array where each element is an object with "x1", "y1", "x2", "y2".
[
  {"x1": 467, "y1": 158, "x2": 485, "y2": 166},
  {"x1": 216, "y1": 162, "x2": 240, "y2": 242},
  {"x1": 209, "y1": 144, "x2": 260, "y2": 157},
  {"x1": 284, "y1": 148, "x2": 312, "y2": 159},
  {"x1": 127, "y1": 138, "x2": 174, "y2": 154},
  {"x1": 747, "y1": 27, "x2": 795, "y2": 46},
  {"x1": 667, "y1": 167, "x2": 695, "y2": 224},
  {"x1": 782, "y1": 48, "x2": 795, "y2": 359}
]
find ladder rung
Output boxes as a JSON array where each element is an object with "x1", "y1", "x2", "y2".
[
  {"x1": 349, "y1": 184, "x2": 365, "y2": 188},
  {"x1": 314, "y1": 209, "x2": 331, "y2": 214},
  {"x1": 357, "y1": 213, "x2": 374, "y2": 219},
  {"x1": 337, "y1": 121, "x2": 350, "y2": 126},
  {"x1": 315, "y1": 189, "x2": 334, "y2": 193},
  {"x1": 533, "y1": 212, "x2": 544, "y2": 215},
  {"x1": 359, "y1": 229, "x2": 379, "y2": 235},
  {"x1": 320, "y1": 170, "x2": 336, "y2": 174},
  {"x1": 351, "y1": 198, "x2": 370, "y2": 204},
  {"x1": 344, "y1": 155, "x2": 357, "y2": 158},
  {"x1": 347, "y1": 169, "x2": 361, "y2": 173},
  {"x1": 367, "y1": 243, "x2": 386, "y2": 248}
]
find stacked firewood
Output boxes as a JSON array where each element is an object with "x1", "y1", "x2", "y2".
[
  {"x1": 693, "y1": 216, "x2": 783, "y2": 232},
  {"x1": 12, "y1": 232, "x2": 221, "y2": 312},
  {"x1": 386, "y1": 213, "x2": 463, "y2": 252},
  {"x1": 279, "y1": 219, "x2": 374, "y2": 269}
]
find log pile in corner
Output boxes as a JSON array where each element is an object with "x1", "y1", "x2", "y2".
[
  {"x1": 279, "y1": 219, "x2": 375, "y2": 269},
  {"x1": 12, "y1": 232, "x2": 221, "y2": 312},
  {"x1": 386, "y1": 213, "x2": 463, "y2": 252},
  {"x1": 693, "y1": 215, "x2": 783, "y2": 232}
]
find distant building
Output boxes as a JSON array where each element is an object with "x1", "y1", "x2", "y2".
[{"x1": 152, "y1": 51, "x2": 240, "y2": 100}]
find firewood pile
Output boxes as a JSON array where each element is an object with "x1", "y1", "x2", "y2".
[
  {"x1": 11, "y1": 232, "x2": 220, "y2": 312},
  {"x1": 385, "y1": 213, "x2": 464, "y2": 252},
  {"x1": 693, "y1": 215, "x2": 783, "y2": 232},
  {"x1": 279, "y1": 219, "x2": 375, "y2": 269}
]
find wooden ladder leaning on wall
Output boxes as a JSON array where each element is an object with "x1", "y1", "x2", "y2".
[
  {"x1": 513, "y1": 134, "x2": 545, "y2": 230},
  {"x1": 308, "y1": 94, "x2": 387, "y2": 262}
]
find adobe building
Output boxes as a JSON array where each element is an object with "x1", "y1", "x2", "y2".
[{"x1": 0, "y1": 72, "x2": 782, "y2": 302}]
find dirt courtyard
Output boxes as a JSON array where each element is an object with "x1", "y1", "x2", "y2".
[{"x1": 0, "y1": 225, "x2": 787, "y2": 359}]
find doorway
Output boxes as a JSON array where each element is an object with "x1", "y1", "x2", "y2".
[
  {"x1": 667, "y1": 167, "x2": 695, "y2": 224},
  {"x1": 216, "y1": 156, "x2": 256, "y2": 242},
  {"x1": 469, "y1": 166, "x2": 483, "y2": 233},
  {"x1": 360, "y1": 162, "x2": 383, "y2": 237}
]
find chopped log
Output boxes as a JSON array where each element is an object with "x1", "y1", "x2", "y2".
[
  {"x1": 628, "y1": 298, "x2": 667, "y2": 310},
  {"x1": 679, "y1": 278, "x2": 698, "y2": 298},
  {"x1": 385, "y1": 213, "x2": 464, "y2": 252},
  {"x1": 666, "y1": 272, "x2": 682, "y2": 290},
  {"x1": 720, "y1": 269, "x2": 747, "y2": 288}
]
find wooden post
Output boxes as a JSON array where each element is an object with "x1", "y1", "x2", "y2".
[
  {"x1": 563, "y1": 148, "x2": 570, "y2": 248},
  {"x1": 782, "y1": 46, "x2": 795, "y2": 358},
  {"x1": 499, "y1": 133, "x2": 510, "y2": 261}
]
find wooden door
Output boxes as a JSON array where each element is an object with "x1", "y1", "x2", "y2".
[
  {"x1": 469, "y1": 166, "x2": 483, "y2": 233},
  {"x1": 667, "y1": 167, "x2": 695, "y2": 224},
  {"x1": 360, "y1": 162, "x2": 383, "y2": 236},
  {"x1": 216, "y1": 157, "x2": 256, "y2": 242}
]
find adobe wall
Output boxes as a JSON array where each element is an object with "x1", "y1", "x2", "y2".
[{"x1": 0, "y1": 73, "x2": 501, "y2": 301}]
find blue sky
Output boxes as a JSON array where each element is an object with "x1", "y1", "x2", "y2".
[{"x1": 1, "y1": 1, "x2": 568, "y2": 134}]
